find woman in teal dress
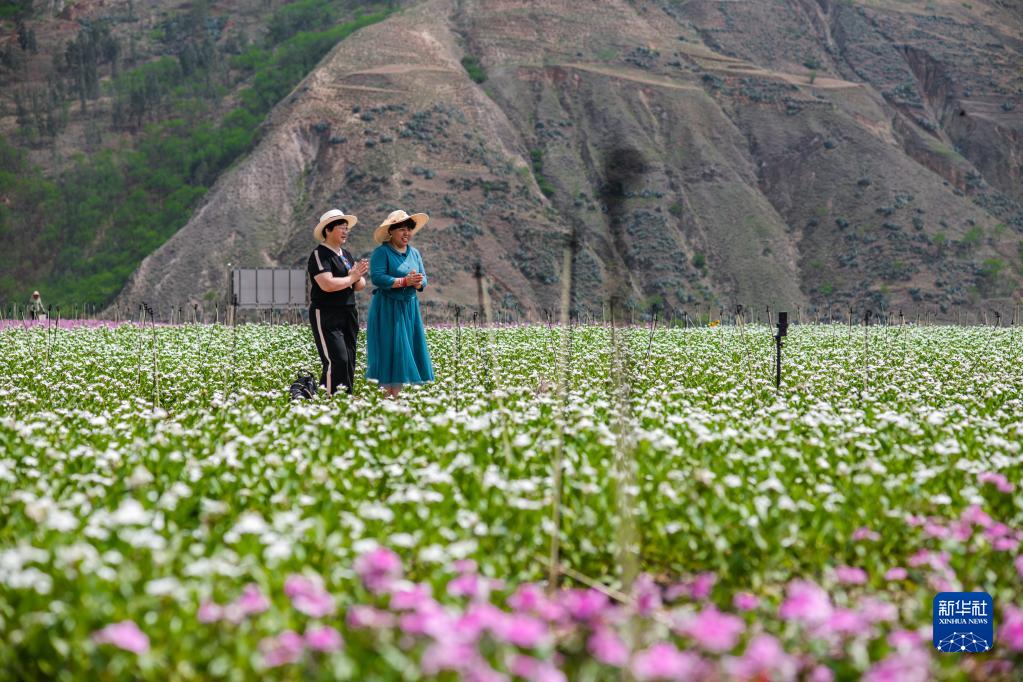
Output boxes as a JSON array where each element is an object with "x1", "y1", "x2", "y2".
[{"x1": 366, "y1": 209, "x2": 435, "y2": 398}]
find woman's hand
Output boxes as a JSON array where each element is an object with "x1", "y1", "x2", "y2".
[
  {"x1": 406, "y1": 271, "x2": 424, "y2": 287},
  {"x1": 350, "y1": 260, "x2": 369, "y2": 280}
]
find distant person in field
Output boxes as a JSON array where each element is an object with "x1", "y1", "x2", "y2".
[
  {"x1": 27, "y1": 291, "x2": 44, "y2": 320},
  {"x1": 366, "y1": 209, "x2": 434, "y2": 399},
  {"x1": 307, "y1": 209, "x2": 369, "y2": 396}
]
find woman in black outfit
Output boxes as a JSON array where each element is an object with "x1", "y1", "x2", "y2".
[{"x1": 307, "y1": 209, "x2": 369, "y2": 396}]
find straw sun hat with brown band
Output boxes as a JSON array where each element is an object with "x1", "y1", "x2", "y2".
[
  {"x1": 373, "y1": 209, "x2": 429, "y2": 244},
  {"x1": 312, "y1": 208, "x2": 358, "y2": 243}
]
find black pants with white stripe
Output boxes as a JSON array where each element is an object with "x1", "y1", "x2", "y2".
[{"x1": 310, "y1": 305, "x2": 358, "y2": 396}]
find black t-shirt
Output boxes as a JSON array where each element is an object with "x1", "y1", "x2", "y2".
[{"x1": 308, "y1": 244, "x2": 356, "y2": 307}]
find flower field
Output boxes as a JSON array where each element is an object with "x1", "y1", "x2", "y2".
[{"x1": 1, "y1": 320, "x2": 1021, "y2": 680}]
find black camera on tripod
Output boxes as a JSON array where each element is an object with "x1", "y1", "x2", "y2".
[{"x1": 776, "y1": 311, "x2": 788, "y2": 338}]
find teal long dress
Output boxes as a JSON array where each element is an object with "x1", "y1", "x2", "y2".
[{"x1": 366, "y1": 243, "x2": 434, "y2": 387}]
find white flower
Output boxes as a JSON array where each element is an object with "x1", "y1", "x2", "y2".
[
  {"x1": 145, "y1": 577, "x2": 181, "y2": 597},
  {"x1": 232, "y1": 511, "x2": 269, "y2": 535},
  {"x1": 110, "y1": 499, "x2": 149, "y2": 526},
  {"x1": 45, "y1": 510, "x2": 79, "y2": 532},
  {"x1": 127, "y1": 465, "x2": 154, "y2": 488}
]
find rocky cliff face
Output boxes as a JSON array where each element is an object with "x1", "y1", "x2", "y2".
[{"x1": 111, "y1": 0, "x2": 1023, "y2": 319}]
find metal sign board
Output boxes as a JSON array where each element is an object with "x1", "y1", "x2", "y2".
[{"x1": 231, "y1": 268, "x2": 307, "y2": 308}]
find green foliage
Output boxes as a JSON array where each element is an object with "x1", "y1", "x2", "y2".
[
  {"x1": 266, "y1": 0, "x2": 338, "y2": 43},
  {"x1": 461, "y1": 56, "x2": 487, "y2": 84},
  {"x1": 529, "y1": 148, "x2": 555, "y2": 198},
  {"x1": 1, "y1": 7, "x2": 392, "y2": 308},
  {"x1": 692, "y1": 252, "x2": 706, "y2": 270},
  {"x1": 978, "y1": 257, "x2": 1005, "y2": 294},
  {"x1": 236, "y1": 12, "x2": 390, "y2": 114},
  {"x1": 961, "y1": 225, "x2": 983, "y2": 248},
  {"x1": 0, "y1": 0, "x2": 33, "y2": 19}
]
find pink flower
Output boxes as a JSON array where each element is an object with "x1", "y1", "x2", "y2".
[
  {"x1": 507, "y1": 583, "x2": 543, "y2": 610},
  {"x1": 588, "y1": 627, "x2": 628, "y2": 666},
  {"x1": 236, "y1": 583, "x2": 270, "y2": 616},
  {"x1": 260, "y1": 630, "x2": 304, "y2": 667},
  {"x1": 682, "y1": 606, "x2": 745, "y2": 653},
  {"x1": 994, "y1": 536, "x2": 1020, "y2": 552},
  {"x1": 852, "y1": 527, "x2": 881, "y2": 542},
  {"x1": 948, "y1": 521, "x2": 973, "y2": 543},
  {"x1": 978, "y1": 472, "x2": 1014, "y2": 493},
  {"x1": 1002, "y1": 605, "x2": 1023, "y2": 651},
  {"x1": 453, "y1": 559, "x2": 477, "y2": 573},
  {"x1": 779, "y1": 580, "x2": 832, "y2": 625},
  {"x1": 633, "y1": 573, "x2": 662, "y2": 616},
  {"x1": 457, "y1": 602, "x2": 504, "y2": 641},
  {"x1": 631, "y1": 643, "x2": 703, "y2": 681},
  {"x1": 92, "y1": 620, "x2": 150, "y2": 654},
  {"x1": 284, "y1": 574, "x2": 335, "y2": 618},
  {"x1": 508, "y1": 655, "x2": 566, "y2": 682},
  {"x1": 421, "y1": 639, "x2": 477, "y2": 675},
  {"x1": 884, "y1": 567, "x2": 907, "y2": 581},
  {"x1": 346, "y1": 604, "x2": 395, "y2": 629},
  {"x1": 888, "y1": 629, "x2": 922, "y2": 650},
  {"x1": 353, "y1": 547, "x2": 403, "y2": 594},
  {"x1": 809, "y1": 665, "x2": 835, "y2": 682},
  {"x1": 197, "y1": 600, "x2": 222, "y2": 623},
  {"x1": 1015, "y1": 555, "x2": 1023, "y2": 578},
  {"x1": 447, "y1": 571, "x2": 485, "y2": 600},
  {"x1": 391, "y1": 583, "x2": 433, "y2": 610},
  {"x1": 907, "y1": 550, "x2": 948, "y2": 570},
  {"x1": 559, "y1": 588, "x2": 608, "y2": 622},
  {"x1": 508, "y1": 584, "x2": 564, "y2": 622},
  {"x1": 689, "y1": 572, "x2": 717, "y2": 600},
  {"x1": 863, "y1": 647, "x2": 930, "y2": 682},
  {"x1": 905, "y1": 514, "x2": 926, "y2": 527},
  {"x1": 726, "y1": 634, "x2": 795, "y2": 680},
  {"x1": 665, "y1": 571, "x2": 716, "y2": 602},
  {"x1": 733, "y1": 592, "x2": 759, "y2": 611},
  {"x1": 495, "y1": 613, "x2": 548, "y2": 648},
  {"x1": 834, "y1": 566, "x2": 868, "y2": 585},
  {"x1": 398, "y1": 600, "x2": 452, "y2": 637},
  {"x1": 858, "y1": 597, "x2": 897, "y2": 623},
  {"x1": 823, "y1": 608, "x2": 870, "y2": 637},
  {"x1": 960, "y1": 505, "x2": 993, "y2": 528},
  {"x1": 305, "y1": 625, "x2": 343, "y2": 653}
]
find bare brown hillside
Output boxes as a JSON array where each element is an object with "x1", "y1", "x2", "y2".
[{"x1": 14, "y1": 0, "x2": 1023, "y2": 320}]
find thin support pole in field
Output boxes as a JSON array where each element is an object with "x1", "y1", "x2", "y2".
[
  {"x1": 548, "y1": 235, "x2": 577, "y2": 594},
  {"x1": 734, "y1": 305, "x2": 759, "y2": 399},
  {"x1": 476, "y1": 265, "x2": 513, "y2": 466},
  {"x1": 227, "y1": 296, "x2": 239, "y2": 397},
  {"x1": 862, "y1": 310, "x2": 872, "y2": 389},
  {"x1": 644, "y1": 311, "x2": 658, "y2": 365},
  {"x1": 148, "y1": 304, "x2": 160, "y2": 409},
  {"x1": 136, "y1": 304, "x2": 147, "y2": 392},
  {"x1": 454, "y1": 306, "x2": 462, "y2": 411},
  {"x1": 608, "y1": 299, "x2": 639, "y2": 602}
]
